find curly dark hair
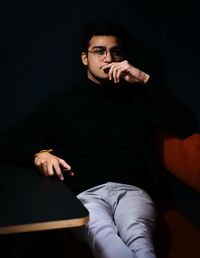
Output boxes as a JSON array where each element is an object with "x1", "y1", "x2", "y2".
[{"x1": 80, "y1": 21, "x2": 129, "y2": 54}]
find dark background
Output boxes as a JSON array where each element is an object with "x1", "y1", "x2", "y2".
[
  {"x1": 1, "y1": 0, "x2": 199, "y2": 132},
  {"x1": 0, "y1": 1, "x2": 199, "y2": 253}
]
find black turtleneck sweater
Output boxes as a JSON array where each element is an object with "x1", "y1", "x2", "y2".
[{"x1": 0, "y1": 78, "x2": 197, "y2": 195}]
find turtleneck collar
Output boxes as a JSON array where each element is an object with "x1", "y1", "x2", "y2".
[{"x1": 81, "y1": 78, "x2": 126, "y2": 96}]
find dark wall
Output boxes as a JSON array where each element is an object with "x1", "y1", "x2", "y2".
[
  {"x1": 161, "y1": 0, "x2": 200, "y2": 130},
  {"x1": 0, "y1": 0, "x2": 161, "y2": 132},
  {"x1": 1, "y1": 0, "x2": 199, "y2": 132}
]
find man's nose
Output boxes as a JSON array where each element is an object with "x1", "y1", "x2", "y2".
[{"x1": 104, "y1": 51, "x2": 113, "y2": 62}]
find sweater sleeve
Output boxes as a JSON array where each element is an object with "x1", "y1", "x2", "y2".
[
  {"x1": 0, "y1": 99, "x2": 54, "y2": 166},
  {"x1": 145, "y1": 77, "x2": 198, "y2": 137}
]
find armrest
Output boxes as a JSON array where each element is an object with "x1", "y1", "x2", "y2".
[{"x1": 156, "y1": 130, "x2": 200, "y2": 193}]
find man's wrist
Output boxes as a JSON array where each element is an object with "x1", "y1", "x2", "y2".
[{"x1": 34, "y1": 149, "x2": 53, "y2": 158}]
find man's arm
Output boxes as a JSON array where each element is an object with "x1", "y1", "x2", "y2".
[
  {"x1": 145, "y1": 78, "x2": 198, "y2": 137},
  {"x1": 0, "y1": 95, "x2": 74, "y2": 180},
  {"x1": 102, "y1": 60, "x2": 198, "y2": 136},
  {"x1": 0, "y1": 100, "x2": 53, "y2": 165}
]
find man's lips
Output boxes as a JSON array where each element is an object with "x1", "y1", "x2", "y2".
[{"x1": 100, "y1": 67, "x2": 110, "y2": 73}]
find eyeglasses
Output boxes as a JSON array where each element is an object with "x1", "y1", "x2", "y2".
[{"x1": 88, "y1": 47, "x2": 124, "y2": 61}]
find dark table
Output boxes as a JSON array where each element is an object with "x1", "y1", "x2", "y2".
[{"x1": 0, "y1": 162, "x2": 89, "y2": 235}]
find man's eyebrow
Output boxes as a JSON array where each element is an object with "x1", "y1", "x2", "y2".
[
  {"x1": 91, "y1": 45, "x2": 121, "y2": 50},
  {"x1": 91, "y1": 46, "x2": 106, "y2": 49}
]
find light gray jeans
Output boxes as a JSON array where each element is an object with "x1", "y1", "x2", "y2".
[{"x1": 72, "y1": 182, "x2": 157, "y2": 258}]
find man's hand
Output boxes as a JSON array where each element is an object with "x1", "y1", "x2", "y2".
[
  {"x1": 34, "y1": 152, "x2": 72, "y2": 181},
  {"x1": 102, "y1": 60, "x2": 150, "y2": 84}
]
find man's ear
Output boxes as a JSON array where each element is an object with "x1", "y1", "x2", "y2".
[{"x1": 81, "y1": 52, "x2": 88, "y2": 66}]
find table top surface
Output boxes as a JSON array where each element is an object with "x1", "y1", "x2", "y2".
[{"x1": 0, "y1": 162, "x2": 89, "y2": 235}]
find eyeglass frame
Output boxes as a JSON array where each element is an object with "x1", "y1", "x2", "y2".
[{"x1": 87, "y1": 46, "x2": 124, "y2": 61}]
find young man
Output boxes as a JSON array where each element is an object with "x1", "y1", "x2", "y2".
[{"x1": 0, "y1": 22, "x2": 197, "y2": 258}]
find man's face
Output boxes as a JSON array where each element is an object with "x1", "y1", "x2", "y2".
[{"x1": 81, "y1": 35, "x2": 124, "y2": 84}]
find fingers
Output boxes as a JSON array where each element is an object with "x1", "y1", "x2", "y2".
[
  {"x1": 35, "y1": 157, "x2": 61, "y2": 178},
  {"x1": 34, "y1": 153, "x2": 71, "y2": 181},
  {"x1": 52, "y1": 161, "x2": 64, "y2": 181},
  {"x1": 111, "y1": 61, "x2": 130, "y2": 83},
  {"x1": 56, "y1": 158, "x2": 73, "y2": 180},
  {"x1": 102, "y1": 61, "x2": 131, "y2": 83},
  {"x1": 58, "y1": 158, "x2": 71, "y2": 170},
  {"x1": 102, "y1": 61, "x2": 149, "y2": 84}
]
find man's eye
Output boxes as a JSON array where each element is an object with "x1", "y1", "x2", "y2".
[
  {"x1": 95, "y1": 49, "x2": 105, "y2": 55},
  {"x1": 112, "y1": 51, "x2": 123, "y2": 57}
]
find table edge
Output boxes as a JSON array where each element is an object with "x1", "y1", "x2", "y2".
[{"x1": 0, "y1": 215, "x2": 89, "y2": 235}]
